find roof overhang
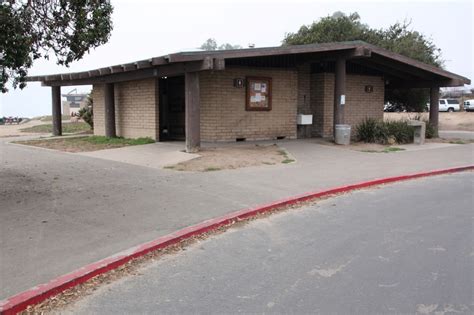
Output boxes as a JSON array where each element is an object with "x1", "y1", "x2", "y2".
[{"x1": 26, "y1": 41, "x2": 470, "y2": 88}]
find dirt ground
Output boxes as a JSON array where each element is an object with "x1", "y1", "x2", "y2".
[
  {"x1": 0, "y1": 119, "x2": 45, "y2": 137},
  {"x1": 384, "y1": 112, "x2": 474, "y2": 131},
  {"x1": 166, "y1": 144, "x2": 294, "y2": 171}
]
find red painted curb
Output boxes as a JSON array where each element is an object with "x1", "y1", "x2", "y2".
[{"x1": 1, "y1": 165, "x2": 472, "y2": 314}]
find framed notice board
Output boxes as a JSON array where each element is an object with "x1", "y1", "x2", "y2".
[{"x1": 246, "y1": 77, "x2": 272, "y2": 111}]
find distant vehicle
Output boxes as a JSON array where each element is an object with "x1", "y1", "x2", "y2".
[
  {"x1": 464, "y1": 99, "x2": 474, "y2": 112},
  {"x1": 426, "y1": 99, "x2": 460, "y2": 112},
  {"x1": 383, "y1": 102, "x2": 404, "y2": 112}
]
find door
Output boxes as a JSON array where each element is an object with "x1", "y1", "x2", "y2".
[{"x1": 159, "y1": 76, "x2": 185, "y2": 140}]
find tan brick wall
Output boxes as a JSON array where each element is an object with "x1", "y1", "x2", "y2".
[
  {"x1": 296, "y1": 63, "x2": 312, "y2": 138},
  {"x1": 91, "y1": 70, "x2": 382, "y2": 142},
  {"x1": 310, "y1": 73, "x2": 384, "y2": 137},
  {"x1": 92, "y1": 84, "x2": 105, "y2": 136},
  {"x1": 92, "y1": 79, "x2": 159, "y2": 140},
  {"x1": 199, "y1": 67, "x2": 298, "y2": 141}
]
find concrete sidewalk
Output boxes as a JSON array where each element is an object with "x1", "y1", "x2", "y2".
[
  {"x1": 77, "y1": 142, "x2": 199, "y2": 169},
  {"x1": 1, "y1": 137, "x2": 473, "y2": 298},
  {"x1": 439, "y1": 130, "x2": 474, "y2": 140}
]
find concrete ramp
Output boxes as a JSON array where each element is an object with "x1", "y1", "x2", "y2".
[{"x1": 78, "y1": 142, "x2": 199, "y2": 169}]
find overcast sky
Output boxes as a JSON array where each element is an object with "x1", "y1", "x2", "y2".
[{"x1": 0, "y1": 0, "x2": 472, "y2": 117}]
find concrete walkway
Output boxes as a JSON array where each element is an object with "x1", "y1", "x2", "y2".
[
  {"x1": 439, "y1": 130, "x2": 474, "y2": 140},
  {"x1": 77, "y1": 142, "x2": 199, "y2": 169},
  {"x1": 0, "y1": 136, "x2": 473, "y2": 298}
]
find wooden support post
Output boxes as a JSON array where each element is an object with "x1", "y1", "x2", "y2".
[
  {"x1": 51, "y1": 86, "x2": 62, "y2": 136},
  {"x1": 185, "y1": 72, "x2": 200, "y2": 153},
  {"x1": 429, "y1": 86, "x2": 439, "y2": 137},
  {"x1": 104, "y1": 83, "x2": 116, "y2": 138},
  {"x1": 333, "y1": 58, "x2": 346, "y2": 136}
]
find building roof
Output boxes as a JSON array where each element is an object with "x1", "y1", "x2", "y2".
[{"x1": 27, "y1": 41, "x2": 470, "y2": 88}]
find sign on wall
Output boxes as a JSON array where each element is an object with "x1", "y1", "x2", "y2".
[{"x1": 246, "y1": 77, "x2": 272, "y2": 111}]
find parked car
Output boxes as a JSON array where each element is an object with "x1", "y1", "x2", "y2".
[
  {"x1": 426, "y1": 99, "x2": 460, "y2": 112},
  {"x1": 464, "y1": 99, "x2": 474, "y2": 112},
  {"x1": 439, "y1": 99, "x2": 460, "y2": 112}
]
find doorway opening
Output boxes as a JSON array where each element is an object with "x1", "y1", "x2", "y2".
[{"x1": 159, "y1": 75, "x2": 185, "y2": 141}]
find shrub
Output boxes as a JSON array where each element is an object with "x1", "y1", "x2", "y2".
[
  {"x1": 425, "y1": 121, "x2": 436, "y2": 139},
  {"x1": 355, "y1": 118, "x2": 388, "y2": 144},
  {"x1": 355, "y1": 118, "x2": 417, "y2": 144},
  {"x1": 385, "y1": 121, "x2": 414, "y2": 144},
  {"x1": 78, "y1": 95, "x2": 93, "y2": 129}
]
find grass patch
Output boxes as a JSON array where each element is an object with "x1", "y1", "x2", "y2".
[
  {"x1": 361, "y1": 147, "x2": 406, "y2": 153},
  {"x1": 34, "y1": 115, "x2": 71, "y2": 122},
  {"x1": 384, "y1": 147, "x2": 405, "y2": 152},
  {"x1": 84, "y1": 136, "x2": 154, "y2": 145},
  {"x1": 449, "y1": 140, "x2": 466, "y2": 144},
  {"x1": 21, "y1": 122, "x2": 91, "y2": 134},
  {"x1": 14, "y1": 136, "x2": 155, "y2": 153},
  {"x1": 278, "y1": 148, "x2": 296, "y2": 164},
  {"x1": 204, "y1": 167, "x2": 221, "y2": 172}
]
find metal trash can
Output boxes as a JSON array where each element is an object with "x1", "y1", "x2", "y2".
[{"x1": 334, "y1": 124, "x2": 351, "y2": 145}]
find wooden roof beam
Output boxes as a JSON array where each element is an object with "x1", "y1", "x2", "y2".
[
  {"x1": 387, "y1": 78, "x2": 467, "y2": 89},
  {"x1": 369, "y1": 54, "x2": 438, "y2": 80},
  {"x1": 41, "y1": 59, "x2": 219, "y2": 86},
  {"x1": 351, "y1": 59, "x2": 417, "y2": 81}
]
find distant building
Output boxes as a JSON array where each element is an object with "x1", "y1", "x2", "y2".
[{"x1": 62, "y1": 89, "x2": 89, "y2": 116}]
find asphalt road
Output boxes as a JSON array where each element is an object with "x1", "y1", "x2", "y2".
[
  {"x1": 2, "y1": 136, "x2": 472, "y2": 299},
  {"x1": 65, "y1": 172, "x2": 474, "y2": 314}
]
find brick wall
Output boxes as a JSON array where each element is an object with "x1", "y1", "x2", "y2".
[
  {"x1": 92, "y1": 78, "x2": 159, "y2": 140},
  {"x1": 310, "y1": 73, "x2": 384, "y2": 137},
  {"x1": 91, "y1": 70, "x2": 383, "y2": 142},
  {"x1": 92, "y1": 84, "x2": 105, "y2": 136},
  {"x1": 296, "y1": 63, "x2": 312, "y2": 138},
  {"x1": 199, "y1": 67, "x2": 298, "y2": 141}
]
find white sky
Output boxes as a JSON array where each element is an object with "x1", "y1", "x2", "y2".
[{"x1": 0, "y1": 0, "x2": 472, "y2": 117}]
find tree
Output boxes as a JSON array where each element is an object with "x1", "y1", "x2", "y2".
[
  {"x1": 78, "y1": 94, "x2": 93, "y2": 129},
  {"x1": 0, "y1": 1, "x2": 114, "y2": 93},
  {"x1": 200, "y1": 38, "x2": 218, "y2": 51},
  {"x1": 200, "y1": 38, "x2": 242, "y2": 51},
  {"x1": 283, "y1": 12, "x2": 442, "y2": 111}
]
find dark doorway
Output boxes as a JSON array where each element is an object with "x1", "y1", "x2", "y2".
[{"x1": 159, "y1": 76, "x2": 185, "y2": 141}]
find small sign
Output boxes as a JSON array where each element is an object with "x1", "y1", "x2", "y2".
[
  {"x1": 233, "y1": 78, "x2": 244, "y2": 88},
  {"x1": 365, "y1": 85, "x2": 374, "y2": 93},
  {"x1": 340, "y1": 95, "x2": 346, "y2": 105}
]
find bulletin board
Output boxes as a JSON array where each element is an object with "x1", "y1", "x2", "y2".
[{"x1": 246, "y1": 77, "x2": 272, "y2": 111}]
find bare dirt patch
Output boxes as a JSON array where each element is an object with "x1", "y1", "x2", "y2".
[
  {"x1": 384, "y1": 112, "x2": 474, "y2": 131},
  {"x1": 165, "y1": 144, "x2": 294, "y2": 172},
  {"x1": 0, "y1": 120, "x2": 45, "y2": 138}
]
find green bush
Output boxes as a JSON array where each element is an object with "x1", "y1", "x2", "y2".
[
  {"x1": 356, "y1": 118, "x2": 416, "y2": 144},
  {"x1": 385, "y1": 121, "x2": 414, "y2": 144},
  {"x1": 425, "y1": 122, "x2": 436, "y2": 139},
  {"x1": 78, "y1": 95, "x2": 93, "y2": 129},
  {"x1": 355, "y1": 118, "x2": 388, "y2": 144}
]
